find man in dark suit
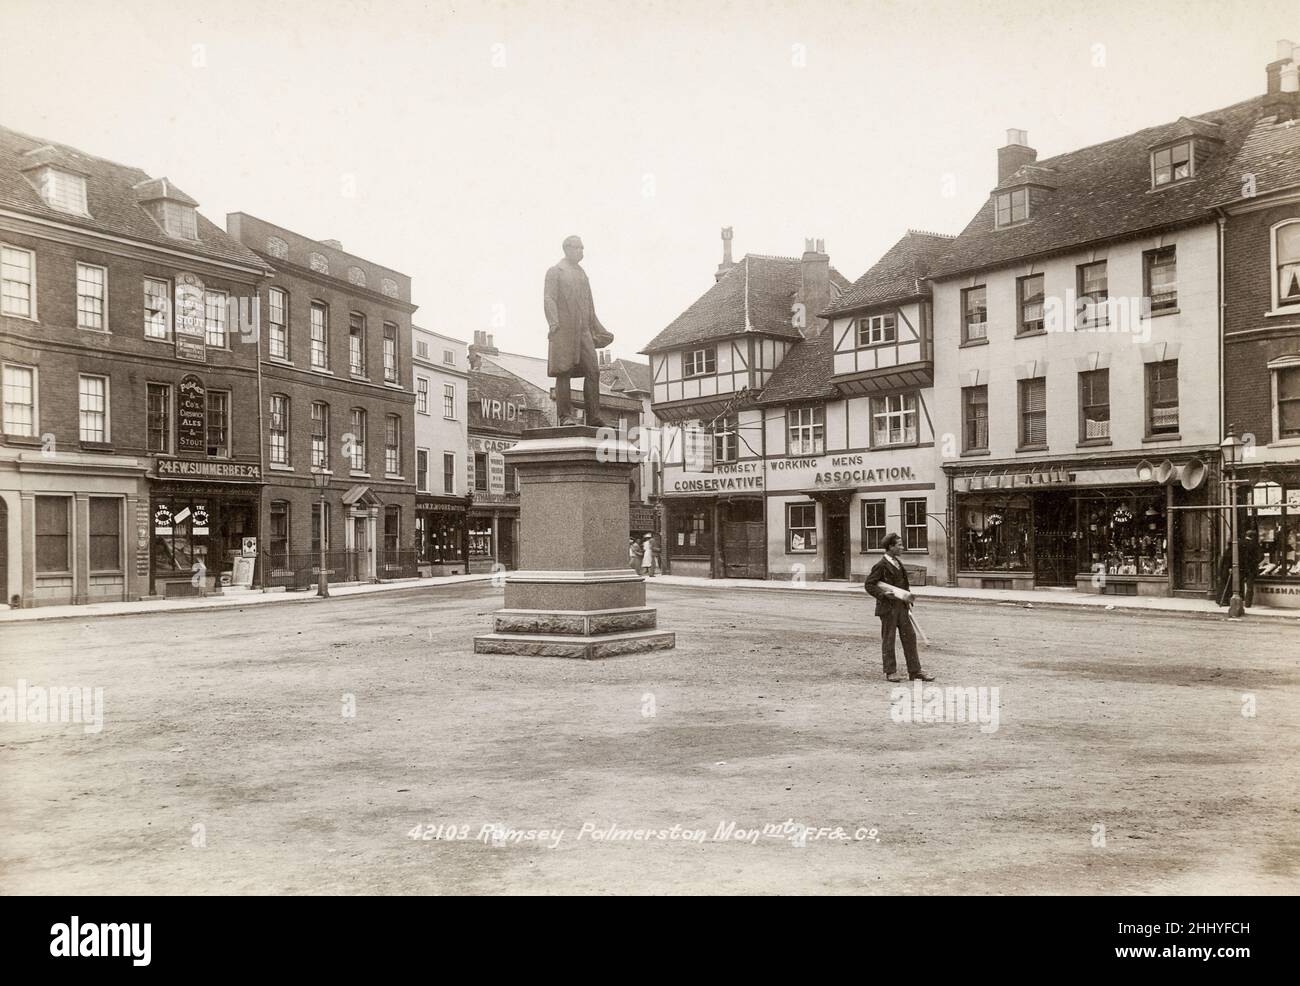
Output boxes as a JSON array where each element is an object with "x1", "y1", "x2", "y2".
[
  {"x1": 543, "y1": 235, "x2": 615, "y2": 427},
  {"x1": 865, "y1": 533, "x2": 935, "y2": 683}
]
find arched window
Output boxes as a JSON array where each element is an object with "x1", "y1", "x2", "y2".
[{"x1": 1274, "y1": 219, "x2": 1300, "y2": 311}]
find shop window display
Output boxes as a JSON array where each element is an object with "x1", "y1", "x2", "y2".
[
  {"x1": 960, "y1": 496, "x2": 1031, "y2": 572},
  {"x1": 1249, "y1": 482, "x2": 1298, "y2": 580},
  {"x1": 1079, "y1": 492, "x2": 1167, "y2": 577}
]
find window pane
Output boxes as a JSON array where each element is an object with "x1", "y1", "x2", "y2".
[
  {"x1": 2, "y1": 247, "x2": 34, "y2": 317},
  {"x1": 3, "y1": 364, "x2": 35, "y2": 435},
  {"x1": 77, "y1": 264, "x2": 105, "y2": 330},
  {"x1": 35, "y1": 496, "x2": 69, "y2": 572},
  {"x1": 89, "y1": 498, "x2": 121, "y2": 571}
]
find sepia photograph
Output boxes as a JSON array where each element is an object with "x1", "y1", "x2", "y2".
[{"x1": 0, "y1": 0, "x2": 1295, "y2": 943}]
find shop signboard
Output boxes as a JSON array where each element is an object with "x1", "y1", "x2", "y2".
[
  {"x1": 175, "y1": 273, "x2": 207, "y2": 363},
  {"x1": 488, "y1": 451, "x2": 506, "y2": 494},
  {"x1": 665, "y1": 460, "x2": 763, "y2": 495},
  {"x1": 177, "y1": 374, "x2": 207, "y2": 454}
]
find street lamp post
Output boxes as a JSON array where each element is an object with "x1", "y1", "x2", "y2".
[
  {"x1": 312, "y1": 467, "x2": 333, "y2": 599},
  {"x1": 1220, "y1": 426, "x2": 1244, "y2": 619}
]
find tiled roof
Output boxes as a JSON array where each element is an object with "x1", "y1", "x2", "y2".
[
  {"x1": 753, "y1": 323, "x2": 836, "y2": 406},
  {"x1": 601, "y1": 357, "x2": 653, "y2": 395},
  {"x1": 641, "y1": 254, "x2": 851, "y2": 353},
  {"x1": 1212, "y1": 111, "x2": 1300, "y2": 203},
  {"x1": 0, "y1": 125, "x2": 268, "y2": 270},
  {"x1": 823, "y1": 230, "x2": 954, "y2": 316},
  {"x1": 928, "y1": 96, "x2": 1269, "y2": 279}
]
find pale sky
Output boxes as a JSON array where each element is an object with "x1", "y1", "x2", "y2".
[{"x1": 1, "y1": 0, "x2": 1296, "y2": 360}]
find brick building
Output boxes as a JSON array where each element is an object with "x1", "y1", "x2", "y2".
[
  {"x1": 0, "y1": 126, "x2": 270, "y2": 606},
  {"x1": 225, "y1": 213, "x2": 417, "y2": 587},
  {"x1": 1216, "y1": 40, "x2": 1300, "y2": 607}
]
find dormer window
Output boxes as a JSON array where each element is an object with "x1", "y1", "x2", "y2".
[
  {"x1": 158, "y1": 200, "x2": 197, "y2": 239},
  {"x1": 35, "y1": 167, "x2": 88, "y2": 215},
  {"x1": 995, "y1": 187, "x2": 1029, "y2": 227},
  {"x1": 1151, "y1": 141, "x2": 1193, "y2": 187}
]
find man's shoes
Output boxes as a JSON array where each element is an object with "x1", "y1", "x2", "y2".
[
  {"x1": 558, "y1": 415, "x2": 580, "y2": 427},
  {"x1": 885, "y1": 673, "x2": 902, "y2": 682},
  {"x1": 911, "y1": 671, "x2": 936, "y2": 682}
]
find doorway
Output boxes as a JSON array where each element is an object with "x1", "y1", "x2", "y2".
[
  {"x1": 353, "y1": 515, "x2": 370, "y2": 580},
  {"x1": 1033, "y1": 492, "x2": 1075, "y2": 587},
  {"x1": 721, "y1": 498, "x2": 765, "y2": 578},
  {"x1": 825, "y1": 512, "x2": 849, "y2": 580},
  {"x1": 1175, "y1": 507, "x2": 1213, "y2": 591}
]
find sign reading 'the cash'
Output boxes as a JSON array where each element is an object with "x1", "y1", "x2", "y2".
[{"x1": 177, "y1": 374, "x2": 207, "y2": 454}]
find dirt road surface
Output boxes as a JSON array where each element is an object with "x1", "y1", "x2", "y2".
[{"x1": 1, "y1": 583, "x2": 1296, "y2": 894}]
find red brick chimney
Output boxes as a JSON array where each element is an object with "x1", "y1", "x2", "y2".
[
  {"x1": 997, "y1": 129, "x2": 1037, "y2": 184},
  {"x1": 1264, "y1": 39, "x2": 1299, "y2": 122},
  {"x1": 798, "y1": 237, "x2": 831, "y2": 338},
  {"x1": 715, "y1": 226, "x2": 736, "y2": 282}
]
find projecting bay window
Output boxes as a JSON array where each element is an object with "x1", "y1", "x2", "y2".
[
  {"x1": 787, "y1": 405, "x2": 825, "y2": 456},
  {"x1": 206, "y1": 390, "x2": 229, "y2": 457},
  {"x1": 1, "y1": 245, "x2": 35, "y2": 319},
  {"x1": 269, "y1": 395, "x2": 290, "y2": 466},
  {"x1": 862, "y1": 499, "x2": 886, "y2": 552},
  {"x1": 268, "y1": 288, "x2": 288, "y2": 359},
  {"x1": 683, "y1": 347, "x2": 716, "y2": 378},
  {"x1": 962, "y1": 285, "x2": 987, "y2": 342},
  {"x1": 1145, "y1": 360, "x2": 1179, "y2": 437},
  {"x1": 1144, "y1": 246, "x2": 1177, "y2": 313},
  {"x1": 856, "y1": 313, "x2": 896, "y2": 347},
  {"x1": 310, "y1": 302, "x2": 329, "y2": 369},
  {"x1": 787, "y1": 502, "x2": 817, "y2": 553},
  {"x1": 1017, "y1": 274, "x2": 1044, "y2": 334},
  {"x1": 870, "y1": 392, "x2": 918, "y2": 447},
  {"x1": 147, "y1": 382, "x2": 171, "y2": 453},
  {"x1": 962, "y1": 385, "x2": 988, "y2": 452},
  {"x1": 2, "y1": 363, "x2": 36, "y2": 437},
  {"x1": 1018, "y1": 377, "x2": 1047, "y2": 449},
  {"x1": 311, "y1": 401, "x2": 329, "y2": 469},
  {"x1": 76, "y1": 263, "x2": 106, "y2": 331},
  {"x1": 1079, "y1": 369, "x2": 1110, "y2": 443}
]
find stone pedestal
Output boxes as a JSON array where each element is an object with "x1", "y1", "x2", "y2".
[{"x1": 473, "y1": 426, "x2": 675, "y2": 659}]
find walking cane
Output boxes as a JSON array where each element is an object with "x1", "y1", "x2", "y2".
[{"x1": 908, "y1": 606, "x2": 930, "y2": 647}]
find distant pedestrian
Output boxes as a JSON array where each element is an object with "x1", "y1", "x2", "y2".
[
  {"x1": 628, "y1": 538, "x2": 641, "y2": 570},
  {"x1": 650, "y1": 531, "x2": 664, "y2": 575},
  {"x1": 1217, "y1": 528, "x2": 1262, "y2": 609},
  {"x1": 864, "y1": 533, "x2": 934, "y2": 683},
  {"x1": 640, "y1": 533, "x2": 657, "y2": 577}
]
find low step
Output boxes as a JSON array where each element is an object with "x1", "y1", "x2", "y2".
[
  {"x1": 493, "y1": 606, "x2": 657, "y2": 637},
  {"x1": 473, "y1": 628, "x2": 676, "y2": 660}
]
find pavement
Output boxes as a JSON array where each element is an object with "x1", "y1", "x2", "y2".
[{"x1": 2, "y1": 570, "x2": 1296, "y2": 624}]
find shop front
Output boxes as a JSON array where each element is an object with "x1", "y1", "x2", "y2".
[
  {"x1": 765, "y1": 453, "x2": 943, "y2": 584},
  {"x1": 1240, "y1": 467, "x2": 1300, "y2": 609},
  {"x1": 947, "y1": 452, "x2": 1217, "y2": 597},
  {"x1": 149, "y1": 459, "x2": 263, "y2": 597},
  {"x1": 467, "y1": 493, "x2": 518, "y2": 573},
  {"x1": 416, "y1": 494, "x2": 469, "y2": 576},
  {"x1": 661, "y1": 459, "x2": 766, "y2": 578}
]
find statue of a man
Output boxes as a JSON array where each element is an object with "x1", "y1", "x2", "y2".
[{"x1": 544, "y1": 235, "x2": 614, "y2": 427}]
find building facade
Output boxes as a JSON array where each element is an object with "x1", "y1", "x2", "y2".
[
  {"x1": 1, "y1": 126, "x2": 270, "y2": 606},
  {"x1": 226, "y1": 213, "x2": 418, "y2": 588},
  {"x1": 928, "y1": 99, "x2": 1272, "y2": 597},
  {"x1": 412, "y1": 325, "x2": 469, "y2": 575},
  {"x1": 643, "y1": 231, "x2": 852, "y2": 579},
  {"x1": 1218, "y1": 41, "x2": 1300, "y2": 608},
  {"x1": 758, "y1": 231, "x2": 953, "y2": 584}
]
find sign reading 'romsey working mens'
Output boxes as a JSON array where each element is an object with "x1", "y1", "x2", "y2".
[{"x1": 668, "y1": 455, "x2": 920, "y2": 494}]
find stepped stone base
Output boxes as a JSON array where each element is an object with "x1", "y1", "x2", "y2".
[
  {"x1": 494, "y1": 606, "x2": 659, "y2": 635},
  {"x1": 474, "y1": 628, "x2": 676, "y2": 660}
]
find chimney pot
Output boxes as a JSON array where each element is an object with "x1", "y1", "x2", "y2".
[
  {"x1": 1277, "y1": 38, "x2": 1296, "y2": 60},
  {"x1": 716, "y1": 226, "x2": 737, "y2": 281},
  {"x1": 1006, "y1": 128, "x2": 1029, "y2": 146},
  {"x1": 997, "y1": 130, "x2": 1038, "y2": 184},
  {"x1": 321, "y1": 238, "x2": 342, "y2": 249}
]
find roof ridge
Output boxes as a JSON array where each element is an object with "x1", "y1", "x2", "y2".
[
  {"x1": 905, "y1": 229, "x2": 956, "y2": 239},
  {"x1": 743, "y1": 256, "x2": 753, "y2": 331},
  {"x1": 0, "y1": 124, "x2": 149, "y2": 177}
]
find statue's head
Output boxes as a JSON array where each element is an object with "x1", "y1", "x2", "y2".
[{"x1": 562, "y1": 235, "x2": 584, "y2": 262}]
